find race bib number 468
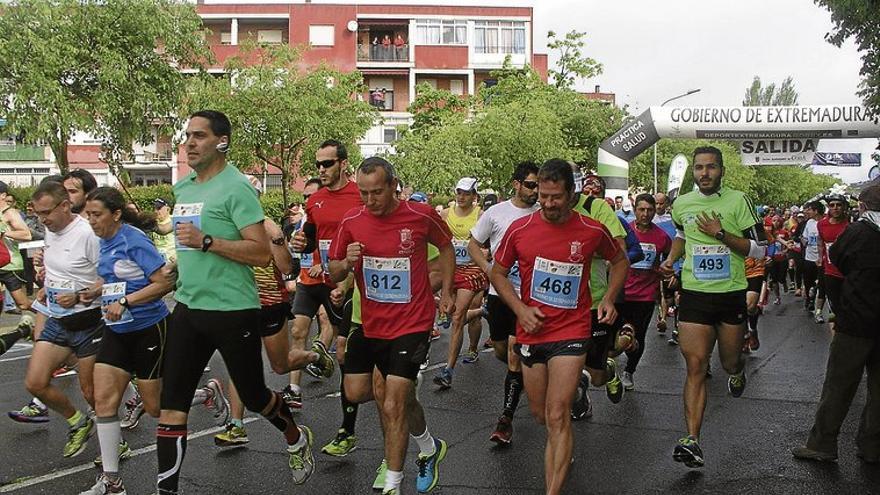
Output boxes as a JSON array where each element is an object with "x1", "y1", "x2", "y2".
[{"x1": 530, "y1": 257, "x2": 583, "y2": 309}]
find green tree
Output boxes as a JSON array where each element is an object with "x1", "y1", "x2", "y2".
[
  {"x1": 546, "y1": 30, "x2": 603, "y2": 90},
  {"x1": 0, "y1": 0, "x2": 209, "y2": 175},
  {"x1": 182, "y1": 43, "x2": 377, "y2": 206},
  {"x1": 815, "y1": 0, "x2": 880, "y2": 118},
  {"x1": 742, "y1": 76, "x2": 800, "y2": 106}
]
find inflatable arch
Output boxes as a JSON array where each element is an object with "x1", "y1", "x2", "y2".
[{"x1": 597, "y1": 105, "x2": 880, "y2": 198}]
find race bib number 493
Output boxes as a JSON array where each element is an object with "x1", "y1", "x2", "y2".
[{"x1": 692, "y1": 244, "x2": 731, "y2": 281}]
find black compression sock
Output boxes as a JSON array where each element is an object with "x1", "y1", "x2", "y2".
[
  {"x1": 502, "y1": 370, "x2": 523, "y2": 419},
  {"x1": 263, "y1": 391, "x2": 301, "y2": 445},
  {"x1": 339, "y1": 372, "x2": 358, "y2": 434},
  {"x1": 157, "y1": 424, "x2": 188, "y2": 495}
]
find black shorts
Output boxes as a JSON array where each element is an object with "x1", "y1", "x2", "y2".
[
  {"x1": 343, "y1": 329, "x2": 430, "y2": 381},
  {"x1": 661, "y1": 278, "x2": 677, "y2": 301},
  {"x1": 161, "y1": 303, "x2": 271, "y2": 414},
  {"x1": 824, "y1": 273, "x2": 843, "y2": 314},
  {"x1": 678, "y1": 289, "x2": 747, "y2": 326},
  {"x1": 586, "y1": 309, "x2": 621, "y2": 370},
  {"x1": 514, "y1": 339, "x2": 588, "y2": 367},
  {"x1": 259, "y1": 302, "x2": 291, "y2": 337},
  {"x1": 337, "y1": 291, "x2": 355, "y2": 338},
  {"x1": 38, "y1": 311, "x2": 105, "y2": 358},
  {"x1": 487, "y1": 294, "x2": 516, "y2": 342},
  {"x1": 291, "y1": 283, "x2": 344, "y2": 326},
  {"x1": 0, "y1": 270, "x2": 24, "y2": 292},
  {"x1": 746, "y1": 276, "x2": 763, "y2": 294},
  {"x1": 96, "y1": 318, "x2": 168, "y2": 380}
]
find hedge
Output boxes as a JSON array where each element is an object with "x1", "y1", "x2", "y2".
[{"x1": 8, "y1": 184, "x2": 300, "y2": 224}]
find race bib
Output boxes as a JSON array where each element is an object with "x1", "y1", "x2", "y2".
[
  {"x1": 363, "y1": 256, "x2": 411, "y2": 304},
  {"x1": 453, "y1": 239, "x2": 471, "y2": 265},
  {"x1": 172, "y1": 203, "x2": 203, "y2": 251},
  {"x1": 530, "y1": 257, "x2": 583, "y2": 309},
  {"x1": 45, "y1": 277, "x2": 76, "y2": 317},
  {"x1": 508, "y1": 261, "x2": 522, "y2": 292},
  {"x1": 692, "y1": 245, "x2": 731, "y2": 281},
  {"x1": 299, "y1": 250, "x2": 315, "y2": 270},
  {"x1": 319, "y1": 240, "x2": 332, "y2": 270},
  {"x1": 631, "y1": 243, "x2": 657, "y2": 270},
  {"x1": 101, "y1": 282, "x2": 134, "y2": 326},
  {"x1": 807, "y1": 234, "x2": 818, "y2": 247}
]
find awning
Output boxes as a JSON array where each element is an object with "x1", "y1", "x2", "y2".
[{"x1": 360, "y1": 69, "x2": 409, "y2": 76}]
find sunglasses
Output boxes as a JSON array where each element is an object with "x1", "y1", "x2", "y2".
[
  {"x1": 520, "y1": 180, "x2": 538, "y2": 190},
  {"x1": 315, "y1": 159, "x2": 339, "y2": 170}
]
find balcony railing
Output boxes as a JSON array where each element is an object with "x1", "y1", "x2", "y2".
[{"x1": 358, "y1": 44, "x2": 409, "y2": 62}]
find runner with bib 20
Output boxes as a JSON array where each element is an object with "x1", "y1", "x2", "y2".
[{"x1": 659, "y1": 146, "x2": 766, "y2": 469}]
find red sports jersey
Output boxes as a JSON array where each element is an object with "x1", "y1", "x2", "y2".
[
  {"x1": 624, "y1": 222, "x2": 671, "y2": 302},
  {"x1": 817, "y1": 216, "x2": 849, "y2": 279},
  {"x1": 305, "y1": 181, "x2": 364, "y2": 285},
  {"x1": 494, "y1": 211, "x2": 621, "y2": 345},
  {"x1": 329, "y1": 201, "x2": 453, "y2": 339}
]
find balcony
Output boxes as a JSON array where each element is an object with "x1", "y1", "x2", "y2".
[
  {"x1": 356, "y1": 23, "x2": 413, "y2": 68},
  {"x1": 358, "y1": 43, "x2": 409, "y2": 63}
]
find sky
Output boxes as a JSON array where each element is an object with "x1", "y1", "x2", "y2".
[{"x1": 264, "y1": 0, "x2": 865, "y2": 112}]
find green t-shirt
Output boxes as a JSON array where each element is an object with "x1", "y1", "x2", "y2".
[
  {"x1": 351, "y1": 243, "x2": 440, "y2": 325},
  {"x1": 573, "y1": 195, "x2": 626, "y2": 309},
  {"x1": 173, "y1": 165, "x2": 264, "y2": 310},
  {"x1": 671, "y1": 187, "x2": 760, "y2": 293}
]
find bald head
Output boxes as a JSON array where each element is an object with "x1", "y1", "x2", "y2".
[{"x1": 654, "y1": 192, "x2": 669, "y2": 214}]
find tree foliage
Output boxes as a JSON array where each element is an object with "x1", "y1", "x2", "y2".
[
  {"x1": 0, "y1": 0, "x2": 210, "y2": 175},
  {"x1": 815, "y1": 0, "x2": 880, "y2": 118},
  {"x1": 742, "y1": 76, "x2": 800, "y2": 106},
  {"x1": 546, "y1": 30, "x2": 603, "y2": 90},
  {"x1": 390, "y1": 62, "x2": 625, "y2": 195},
  {"x1": 182, "y1": 43, "x2": 377, "y2": 206}
]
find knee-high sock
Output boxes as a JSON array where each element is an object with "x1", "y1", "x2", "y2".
[
  {"x1": 157, "y1": 424, "x2": 187, "y2": 495},
  {"x1": 262, "y1": 391, "x2": 302, "y2": 446},
  {"x1": 96, "y1": 417, "x2": 122, "y2": 478},
  {"x1": 339, "y1": 371, "x2": 358, "y2": 434},
  {"x1": 502, "y1": 370, "x2": 523, "y2": 419}
]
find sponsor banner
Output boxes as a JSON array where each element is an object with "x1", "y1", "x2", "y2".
[
  {"x1": 667, "y1": 154, "x2": 689, "y2": 193},
  {"x1": 812, "y1": 152, "x2": 861, "y2": 167},
  {"x1": 599, "y1": 109, "x2": 660, "y2": 162},
  {"x1": 739, "y1": 139, "x2": 817, "y2": 165}
]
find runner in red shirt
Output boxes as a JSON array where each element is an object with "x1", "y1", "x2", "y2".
[
  {"x1": 817, "y1": 194, "x2": 850, "y2": 327},
  {"x1": 328, "y1": 157, "x2": 455, "y2": 495},
  {"x1": 289, "y1": 140, "x2": 366, "y2": 459},
  {"x1": 490, "y1": 160, "x2": 627, "y2": 495},
  {"x1": 618, "y1": 193, "x2": 671, "y2": 390}
]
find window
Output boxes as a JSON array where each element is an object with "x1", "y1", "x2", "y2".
[
  {"x1": 420, "y1": 79, "x2": 437, "y2": 89},
  {"x1": 415, "y1": 19, "x2": 466, "y2": 45},
  {"x1": 309, "y1": 25, "x2": 334, "y2": 46},
  {"x1": 258, "y1": 30, "x2": 283, "y2": 44},
  {"x1": 449, "y1": 80, "x2": 464, "y2": 95},
  {"x1": 474, "y1": 21, "x2": 526, "y2": 54},
  {"x1": 383, "y1": 128, "x2": 397, "y2": 144},
  {"x1": 220, "y1": 32, "x2": 232, "y2": 45}
]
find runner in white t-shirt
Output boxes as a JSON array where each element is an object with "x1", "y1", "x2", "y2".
[{"x1": 800, "y1": 201, "x2": 824, "y2": 315}]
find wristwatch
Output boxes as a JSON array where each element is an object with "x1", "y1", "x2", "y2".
[
  {"x1": 271, "y1": 236, "x2": 285, "y2": 246},
  {"x1": 714, "y1": 229, "x2": 727, "y2": 241},
  {"x1": 118, "y1": 296, "x2": 130, "y2": 308},
  {"x1": 201, "y1": 234, "x2": 214, "y2": 252}
]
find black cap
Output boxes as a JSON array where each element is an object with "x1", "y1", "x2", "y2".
[{"x1": 153, "y1": 198, "x2": 168, "y2": 208}]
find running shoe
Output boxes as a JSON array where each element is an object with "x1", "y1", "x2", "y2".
[
  {"x1": 214, "y1": 423, "x2": 249, "y2": 447},
  {"x1": 63, "y1": 416, "x2": 95, "y2": 458},
  {"x1": 372, "y1": 459, "x2": 388, "y2": 491},
  {"x1": 621, "y1": 371, "x2": 634, "y2": 391},
  {"x1": 773, "y1": 298, "x2": 781, "y2": 306},
  {"x1": 791, "y1": 446, "x2": 837, "y2": 462},
  {"x1": 321, "y1": 428, "x2": 358, "y2": 457},
  {"x1": 382, "y1": 489, "x2": 398, "y2": 495},
  {"x1": 309, "y1": 340, "x2": 336, "y2": 379},
  {"x1": 79, "y1": 473, "x2": 126, "y2": 495},
  {"x1": 482, "y1": 337, "x2": 493, "y2": 349},
  {"x1": 281, "y1": 385, "x2": 303, "y2": 410},
  {"x1": 605, "y1": 358, "x2": 624, "y2": 404},
  {"x1": 415, "y1": 437, "x2": 447, "y2": 493},
  {"x1": 461, "y1": 350, "x2": 480, "y2": 364},
  {"x1": 748, "y1": 331, "x2": 760, "y2": 351},
  {"x1": 203, "y1": 379, "x2": 230, "y2": 425},
  {"x1": 570, "y1": 371, "x2": 592, "y2": 420},
  {"x1": 432, "y1": 367, "x2": 453, "y2": 390},
  {"x1": 17, "y1": 313, "x2": 35, "y2": 340},
  {"x1": 53, "y1": 364, "x2": 78, "y2": 378},
  {"x1": 673, "y1": 435, "x2": 704, "y2": 468},
  {"x1": 8, "y1": 399, "x2": 49, "y2": 423},
  {"x1": 657, "y1": 319, "x2": 667, "y2": 333},
  {"x1": 489, "y1": 415, "x2": 513, "y2": 444},
  {"x1": 119, "y1": 395, "x2": 144, "y2": 430},
  {"x1": 728, "y1": 371, "x2": 747, "y2": 398},
  {"x1": 667, "y1": 330, "x2": 679, "y2": 346},
  {"x1": 93, "y1": 440, "x2": 133, "y2": 467},
  {"x1": 419, "y1": 355, "x2": 430, "y2": 372},
  {"x1": 430, "y1": 327, "x2": 441, "y2": 341},
  {"x1": 814, "y1": 311, "x2": 825, "y2": 324},
  {"x1": 288, "y1": 425, "x2": 315, "y2": 485}
]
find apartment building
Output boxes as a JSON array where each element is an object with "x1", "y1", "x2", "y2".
[{"x1": 0, "y1": 1, "x2": 548, "y2": 187}]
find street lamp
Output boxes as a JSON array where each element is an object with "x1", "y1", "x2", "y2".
[{"x1": 653, "y1": 88, "x2": 701, "y2": 193}]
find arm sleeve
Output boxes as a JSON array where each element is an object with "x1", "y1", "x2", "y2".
[
  {"x1": 620, "y1": 218, "x2": 645, "y2": 264},
  {"x1": 229, "y1": 183, "x2": 265, "y2": 231},
  {"x1": 302, "y1": 222, "x2": 317, "y2": 254},
  {"x1": 736, "y1": 194, "x2": 767, "y2": 244}
]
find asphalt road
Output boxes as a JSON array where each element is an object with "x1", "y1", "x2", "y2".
[{"x1": 1, "y1": 293, "x2": 878, "y2": 494}]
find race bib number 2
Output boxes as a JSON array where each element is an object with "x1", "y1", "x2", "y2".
[
  {"x1": 631, "y1": 243, "x2": 657, "y2": 270},
  {"x1": 530, "y1": 257, "x2": 583, "y2": 309},
  {"x1": 363, "y1": 256, "x2": 411, "y2": 304},
  {"x1": 692, "y1": 245, "x2": 731, "y2": 281},
  {"x1": 172, "y1": 203, "x2": 203, "y2": 251}
]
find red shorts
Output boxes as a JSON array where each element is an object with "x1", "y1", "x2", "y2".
[{"x1": 454, "y1": 265, "x2": 489, "y2": 292}]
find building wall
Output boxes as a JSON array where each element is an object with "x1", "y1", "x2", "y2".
[
  {"x1": 413, "y1": 46, "x2": 468, "y2": 70},
  {"x1": 289, "y1": 4, "x2": 358, "y2": 72}
]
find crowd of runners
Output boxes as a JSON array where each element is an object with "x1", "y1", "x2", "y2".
[{"x1": 0, "y1": 110, "x2": 877, "y2": 495}]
